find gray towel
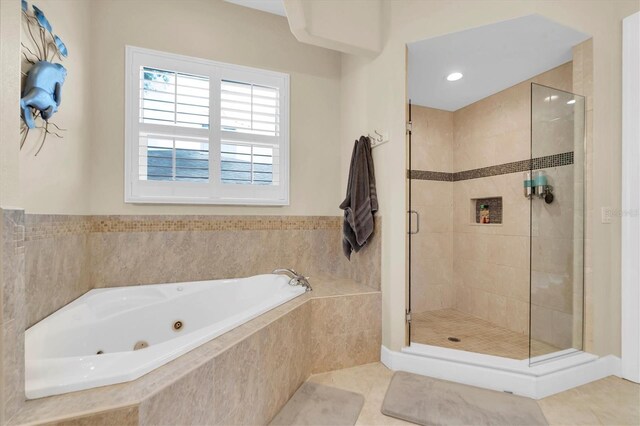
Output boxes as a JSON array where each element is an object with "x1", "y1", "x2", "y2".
[{"x1": 339, "y1": 136, "x2": 378, "y2": 259}]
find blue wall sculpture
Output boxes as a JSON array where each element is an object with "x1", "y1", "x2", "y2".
[
  {"x1": 20, "y1": 62, "x2": 67, "y2": 129},
  {"x1": 21, "y1": 1, "x2": 68, "y2": 155}
]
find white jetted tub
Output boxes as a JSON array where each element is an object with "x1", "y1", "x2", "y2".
[{"x1": 26, "y1": 274, "x2": 306, "y2": 399}]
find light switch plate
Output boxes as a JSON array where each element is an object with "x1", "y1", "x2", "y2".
[{"x1": 601, "y1": 207, "x2": 613, "y2": 224}]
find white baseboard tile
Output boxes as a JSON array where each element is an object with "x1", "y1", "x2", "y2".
[{"x1": 380, "y1": 345, "x2": 621, "y2": 399}]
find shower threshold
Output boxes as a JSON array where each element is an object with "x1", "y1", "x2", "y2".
[{"x1": 381, "y1": 343, "x2": 620, "y2": 399}]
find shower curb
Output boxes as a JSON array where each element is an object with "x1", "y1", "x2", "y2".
[{"x1": 381, "y1": 344, "x2": 620, "y2": 399}]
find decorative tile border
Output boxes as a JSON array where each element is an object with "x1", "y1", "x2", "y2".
[
  {"x1": 25, "y1": 215, "x2": 342, "y2": 240},
  {"x1": 25, "y1": 216, "x2": 93, "y2": 241},
  {"x1": 410, "y1": 170, "x2": 454, "y2": 182},
  {"x1": 409, "y1": 152, "x2": 574, "y2": 182},
  {"x1": 93, "y1": 216, "x2": 341, "y2": 233}
]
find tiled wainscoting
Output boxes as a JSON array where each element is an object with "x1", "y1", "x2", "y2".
[
  {"x1": 0, "y1": 210, "x2": 381, "y2": 426},
  {"x1": 0, "y1": 210, "x2": 26, "y2": 424},
  {"x1": 25, "y1": 215, "x2": 380, "y2": 327},
  {"x1": 11, "y1": 280, "x2": 381, "y2": 426}
]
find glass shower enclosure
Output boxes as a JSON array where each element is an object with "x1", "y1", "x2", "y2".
[
  {"x1": 529, "y1": 83, "x2": 586, "y2": 363},
  {"x1": 406, "y1": 83, "x2": 586, "y2": 363}
]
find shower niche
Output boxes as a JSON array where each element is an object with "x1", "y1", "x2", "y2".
[
  {"x1": 406, "y1": 15, "x2": 589, "y2": 363},
  {"x1": 471, "y1": 197, "x2": 502, "y2": 225}
]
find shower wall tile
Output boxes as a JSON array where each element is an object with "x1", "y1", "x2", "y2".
[
  {"x1": 410, "y1": 106, "x2": 455, "y2": 313},
  {"x1": 447, "y1": 62, "x2": 578, "y2": 344},
  {"x1": 487, "y1": 293, "x2": 508, "y2": 330},
  {"x1": 492, "y1": 129, "x2": 530, "y2": 167},
  {"x1": 506, "y1": 298, "x2": 530, "y2": 335},
  {"x1": 535, "y1": 62, "x2": 573, "y2": 93},
  {"x1": 453, "y1": 62, "x2": 572, "y2": 173},
  {"x1": 531, "y1": 270, "x2": 573, "y2": 313},
  {"x1": 411, "y1": 106, "x2": 454, "y2": 173},
  {"x1": 0, "y1": 209, "x2": 26, "y2": 424},
  {"x1": 409, "y1": 138, "x2": 454, "y2": 313},
  {"x1": 411, "y1": 180, "x2": 454, "y2": 209},
  {"x1": 531, "y1": 303, "x2": 573, "y2": 349}
]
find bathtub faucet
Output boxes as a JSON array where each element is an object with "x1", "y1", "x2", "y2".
[{"x1": 272, "y1": 268, "x2": 312, "y2": 292}]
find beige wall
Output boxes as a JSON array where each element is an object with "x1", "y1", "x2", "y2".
[
  {"x1": 0, "y1": 0, "x2": 21, "y2": 209},
  {"x1": 89, "y1": 0, "x2": 343, "y2": 216},
  {"x1": 340, "y1": 0, "x2": 639, "y2": 355},
  {"x1": 19, "y1": 0, "x2": 92, "y2": 214},
  {"x1": 9, "y1": 0, "x2": 344, "y2": 217}
]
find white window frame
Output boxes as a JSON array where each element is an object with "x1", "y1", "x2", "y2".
[{"x1": 124, "y1": 45, "x2": 290, "y2": 205}]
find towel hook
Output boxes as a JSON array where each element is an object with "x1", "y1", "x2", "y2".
[{"x1": 368, "y1": 129, "x2": 389, "y2": 148}]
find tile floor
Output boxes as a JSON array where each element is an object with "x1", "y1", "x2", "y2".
[
  {"x1": 411, "y1": 309, "x2": 559, "y2": 359},
  {"x1": 307, "y1": 362, "x2": 640, "y2": 426}
]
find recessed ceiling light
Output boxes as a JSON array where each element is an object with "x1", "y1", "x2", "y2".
[
  {"x1": 544, "y1": 95, "x2": 559, "y2": 102},
  {"x1": 446, "y1": 72, "x2": 463, "y2": 82},
  {"x1": 567, "y1": 99, "x2": 576, "y2": 105}
]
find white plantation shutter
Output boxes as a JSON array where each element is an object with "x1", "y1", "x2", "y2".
[
  {"x1": 125, "y1": 46, "x2": 289, "y2": 205},
  {"x1": 220, "y1": 80, "x2": 279, "y2": 136},
  {"x1": 140, "y1": 68, "x2": 210, "y2": 129},
  {"x1": 138, "y1": 67, "x2": 210, "y2": 184},
  {"x1": 219, "y1": 80, "x2": 282, "y2": 187}
]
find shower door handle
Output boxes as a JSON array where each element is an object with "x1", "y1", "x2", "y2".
[{"x1": 408, "y1": 210, "x2": 420, "y2": 234}]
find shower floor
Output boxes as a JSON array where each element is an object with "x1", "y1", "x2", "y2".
[{"x1": 411, "y1": 309, "x2": 559, "y2": 360}]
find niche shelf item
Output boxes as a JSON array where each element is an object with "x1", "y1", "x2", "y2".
[{"x1": 471, "y1": 197, "x2": 502, "y2": 224}]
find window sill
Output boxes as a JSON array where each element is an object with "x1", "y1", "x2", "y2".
[{"x1": 125, "y1": 196, "x2": 289, "y2": 206}]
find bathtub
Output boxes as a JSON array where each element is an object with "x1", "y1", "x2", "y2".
[{"x1": 25, "y1": 274, "x2": 307, "y2": 399}]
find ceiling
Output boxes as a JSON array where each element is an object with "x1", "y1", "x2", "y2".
[
  {"x1": 407, "y1": 15, "x2": 590, "y2": 111},
  {"x1": 224, "y1": 0, "x2": 286, "y2": 17}
]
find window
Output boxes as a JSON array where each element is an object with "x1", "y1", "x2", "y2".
[{"x1": 125, "y1": 46, "x2": 289, "y2": 205}]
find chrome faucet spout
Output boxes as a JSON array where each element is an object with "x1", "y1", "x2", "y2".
[
  {"x1": 272, "y1": 268, "x2": 297, "y2": 278},
  {"x1": 272, "y1": 268, "x2": 312, "y2": 292}
]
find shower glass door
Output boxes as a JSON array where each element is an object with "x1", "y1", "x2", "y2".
[{"x1": 529, "y1": 83, "x2": 586, "y2": 363}]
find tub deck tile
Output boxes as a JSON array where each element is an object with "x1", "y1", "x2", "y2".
[{"x1": 10, "y1": 278, "x2": 380, "y2": 426}]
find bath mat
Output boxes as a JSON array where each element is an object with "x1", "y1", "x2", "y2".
[
  {"x1": 381, "y1": 371, "x2": 548, "y2": 425},
  {"x1": 270, "y1": 382, "x2": 365, "y2": 426}
]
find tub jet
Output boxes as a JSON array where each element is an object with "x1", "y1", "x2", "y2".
[{"x1": 134, "y1": 341, "x2": 149, "y2": 351}]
